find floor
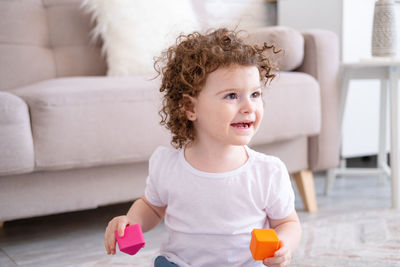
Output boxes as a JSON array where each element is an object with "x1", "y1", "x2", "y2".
[{"x1": 0, "y1": 157, "x2": 395, "y2": 266}]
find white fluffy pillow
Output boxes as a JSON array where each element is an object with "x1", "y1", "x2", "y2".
[{"x1": 82, "y1": 0, "x2": 200, "y2": 76}]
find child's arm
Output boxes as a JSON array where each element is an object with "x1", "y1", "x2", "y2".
[
  {"x1": 104, "y1": 195, "x2": 166, "y2": 255},
  {"x1": 263, "y1": 211, "x2": 301, "y2": 267},
  {"x1": 126, "y1": 196, "x2": 166, "y2": 232}
]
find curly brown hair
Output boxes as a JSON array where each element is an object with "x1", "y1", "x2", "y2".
[{"x1": 154, "y1": 28, "x2": 280, "y2": 149}]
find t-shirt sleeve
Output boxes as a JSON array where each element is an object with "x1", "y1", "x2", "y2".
[
  {"x1": 265, "y1": 159, "x2": 295, "y2": 220},
  {"x1": 144, "y1": 146, "x2": 168, "y2": 207}
]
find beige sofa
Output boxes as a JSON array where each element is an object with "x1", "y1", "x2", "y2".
[{"x1": 0, "y1": 0, "x2": 340, "y2": 222}]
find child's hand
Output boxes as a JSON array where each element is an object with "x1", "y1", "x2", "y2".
[
  {"x1": 104, "y1": 215, "x2": 130, "y2": 255},
  {"x1": 262, "y1": 240, "x2": 291, "y2": 267}
]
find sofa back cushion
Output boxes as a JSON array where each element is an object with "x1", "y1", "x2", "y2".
[
  {"x1": 0, "y1": 0, "x2": 106, "y2": 91},
  {"x1": 247, "y1": 26, "x2": 304, "y2": 71}
]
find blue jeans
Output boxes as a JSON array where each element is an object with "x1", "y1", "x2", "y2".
[{"x1": 154, "y1": 256, "x2": 179, "y2": 267}]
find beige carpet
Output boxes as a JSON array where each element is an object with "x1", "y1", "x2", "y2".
[
  {"x1": 82, "y1": 209, "x2": 400, "y2": 267},
  {"x1": 292, "y1": 209, "x2": 400, "y2": 267},
  {"x1": 75, "y1": 249, "x2": 159, "y2": 267}
]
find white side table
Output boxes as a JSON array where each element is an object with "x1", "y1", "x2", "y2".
[{"x1": 327, "y1": 60, "x2": 400, "y2": 209}]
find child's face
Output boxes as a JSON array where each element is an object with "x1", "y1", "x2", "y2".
[{"x1": 189, "y1": 64, "x2": 263, "y2": 147}]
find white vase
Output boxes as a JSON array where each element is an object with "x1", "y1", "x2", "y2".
[{"x1": 371, "y1": 0, "x2": 398, "y2": 57}]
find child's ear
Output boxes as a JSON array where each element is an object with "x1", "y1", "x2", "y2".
[{"x1": 182, "y1": 94, "x2": 197, "y2": 121}]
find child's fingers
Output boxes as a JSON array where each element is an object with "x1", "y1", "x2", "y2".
[
  {"x1": 274, "y1": 240, "x2": 286, "y2": 257},
  {"x1": 117, "y1": 218, "x2": 129, "y2": 237},
  {"x1": 279, "y1": 240, "x2": 284, "y2": 249},
  {"x1": 104, "y1": 225, "x2": 116, "y2": 254},
  {"x1": 105, "y1": 235, "x2": 116, "y2": 254},
  {"x1": 109, "y1": 238, "x2": 116, "y2": 255},
  {"x1": 263, "y1": 240, "x2": 291, "y2": 266},
  {"x1": 263, "y1": 255, "x2": 290, "y2": 267},
  {"x1": 104, "y1": 216, "x2": 128, "y2": 255},
  {"x1": 106, "y1": 219, "x2": 119, "y2": 254}
]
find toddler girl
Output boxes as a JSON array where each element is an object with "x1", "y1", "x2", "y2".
[{"x1": 104, "y1": 28, "x2": 301, "y2": 267}]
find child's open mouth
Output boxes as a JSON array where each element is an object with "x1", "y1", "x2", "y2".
[{"x1": 230, "y1": 122, "x2": 254, "y2": 128}]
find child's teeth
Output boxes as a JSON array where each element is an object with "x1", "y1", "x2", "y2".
[{"x1": 231, "y1": 122, "x2": 252, "y2": 128}]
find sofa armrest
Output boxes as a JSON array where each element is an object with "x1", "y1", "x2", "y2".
[
  {"x1": 297, "y1": 29, "x2": 340, "y2": 171},
  {"x1": 0, "y1": 91, "x2": 34, "y2": 175}
]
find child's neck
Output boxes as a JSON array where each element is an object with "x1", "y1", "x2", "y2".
[{"x1": 184, "y1": 142, "x2": 248, "y2": 173}]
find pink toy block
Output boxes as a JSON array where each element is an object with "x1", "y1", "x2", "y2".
[{"x1": 114, "y1": 224, "x2": 145, "y2": 255}]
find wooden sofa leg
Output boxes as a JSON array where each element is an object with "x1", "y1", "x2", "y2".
[{"x1": 292, "y1": 170, "x2": 318, "y2": 212}]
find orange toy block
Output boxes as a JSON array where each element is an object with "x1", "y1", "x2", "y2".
[{"x1": 249, "y1": 229, "x2": 280, "y2": 260}]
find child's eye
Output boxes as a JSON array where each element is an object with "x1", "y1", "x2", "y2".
[
  {"x1": 224, "y1": 93, "x2": 238, "y2": 100},
  {"x1": 251, "y1": 91, "x2": 262, "y2": 98}
]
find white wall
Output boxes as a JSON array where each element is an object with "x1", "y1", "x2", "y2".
[
  {"x1": 341, "y1": 0, "x2": 399, "y2": 157},
  {"x1": 342, "y1": 0, "x2": 385, "y2": 157},
  {"x1": 343, "y1": 0, "x2": 400, "y2": 62},
  {"x1": 278, "y1": 0, "x2": 400, "y2": 158},
  {"x1": 195, "y1": 0, "x2": 276, "y2": 30},
  {"x1": 277, "y1": 0, "x2": 343, "y2": 56}
]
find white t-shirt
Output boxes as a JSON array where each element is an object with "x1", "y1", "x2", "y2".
[{"x1": 145, "y1": 146, "x2": 295, "y2": 267}]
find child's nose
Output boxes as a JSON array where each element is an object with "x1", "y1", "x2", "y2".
[{"x1": 240, "y1": 97, "x2": 255, "y2": 114}]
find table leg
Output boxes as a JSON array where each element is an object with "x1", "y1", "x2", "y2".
[
  {"x1": 339, "y1": 70, "x2": 351, "y2": 128},
  {"x1": 378, "y1": 79, "x2": 388, "y2": 184},
  {"x1": 325, "y1": 69, "x2": 350, "y2": 195},
  {"x1": 390, "y1": 66, "x2": 399, "y2": 209}
]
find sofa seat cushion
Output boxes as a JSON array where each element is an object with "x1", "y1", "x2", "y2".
[
  {"x1": 12, "y1": 77, "x2": 171, "y2": 171},
  {"x1": 251, "y1": 71, "x2": 321, "y2": 146},
  {"x1": 0, "y1": 92, "x2": 34, "y2": 175}
]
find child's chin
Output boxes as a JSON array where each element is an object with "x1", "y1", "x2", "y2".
[{"x1": 231, "y1": 137, "x2": 252, "y2": 146}]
